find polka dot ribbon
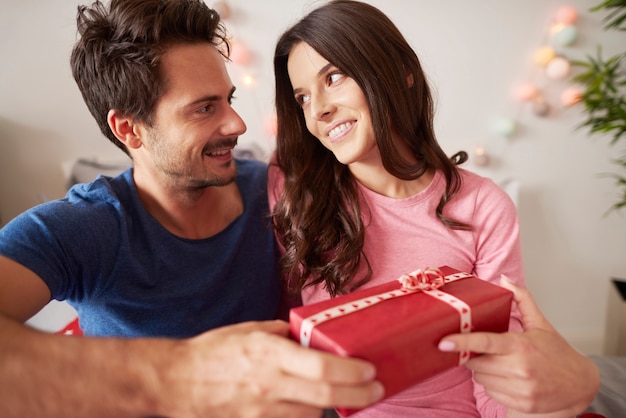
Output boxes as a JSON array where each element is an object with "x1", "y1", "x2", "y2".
[{"x1": 299, "y1": 267, "x2": 473, "y2": 365}]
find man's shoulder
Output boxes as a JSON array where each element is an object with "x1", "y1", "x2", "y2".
[
  {"x1": 234, "y1": 158, "x2": 271, "y2": 213},
  {"x1": 236, "y1": 157, "x2": 268, "y2": 174},
  {"x1": 67, "y1": 168, "x2": 133, "y2": 203},
  {"x1": 236, "y1": 158, "x2": 269, "y2": 187},
  {"x1": 21, "y1": 169, "x2": 136, "y2": 228}
]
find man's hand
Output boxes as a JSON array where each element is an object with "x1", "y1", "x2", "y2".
[
  {"x1": 438, "y1": 276, "x2": 599, "y2": 417},
  {"x1": 166, "y1": 320, "x2": 384, "y2": 418}
]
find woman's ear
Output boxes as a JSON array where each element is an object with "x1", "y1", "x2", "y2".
[
  {"x1": 406, "y1": 73, "x2": 415, "y2": 88},
  {"x1": 107, "y1": 109, "x2": 143, "y2": 150}
]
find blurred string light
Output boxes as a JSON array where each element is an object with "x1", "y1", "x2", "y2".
[
  {"x1": 473, "y1": 147, "x2": 490, "y2": 167},
  {"x1": 213, "y1": 1, "x2": 232, "y2": 19},
  {"x1": 242, "y1": 74, "x2": 255, "y2": 86},
  {"x1": 211, "y1": 0, "x2": 278, "y2": 144},
  {"x1": 511, "y1": 4, "x2": 583, "y2": 111},
  {"x1": 477, "y1": 5, "x2": 584, "y2": 167}
]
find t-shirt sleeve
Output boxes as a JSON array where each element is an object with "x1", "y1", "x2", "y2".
[
  {"x1": 469, "y1": 176, "x2": 525, "y2": 329},
  {"x1": 0, "y1": 190, "x2": 122, "y2": 302}
]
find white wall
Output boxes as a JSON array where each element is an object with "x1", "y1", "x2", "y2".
[{"x1": 1, "y1": 0, "x2": 625, "y2": 353}]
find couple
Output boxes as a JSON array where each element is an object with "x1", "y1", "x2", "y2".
[{"x1": 0, "y1": 0, "x2": 598, "y2": 417}]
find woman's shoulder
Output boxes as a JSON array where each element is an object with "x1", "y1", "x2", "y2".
[
  {"x1": 455, "y1": 168, "x2": 518, "y2": 213},
  {"x1": 266, "y1": 154, "x2": 285, "y2": 210},
  {"x1": 457, "y1": 168, "x2": 508, "y2": 196}
]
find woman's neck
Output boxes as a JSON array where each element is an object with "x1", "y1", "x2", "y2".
[{"x1": 349, "y1": 161, "x2": 434, "y2": 199}]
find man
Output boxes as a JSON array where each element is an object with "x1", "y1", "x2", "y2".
[{"x1": 0, "y1": 1, "x2": 382, "y2": 416}]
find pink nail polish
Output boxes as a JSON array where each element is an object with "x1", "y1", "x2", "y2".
[{"x1": 438, "y1": 340, "x2": 456, "y2": 352}]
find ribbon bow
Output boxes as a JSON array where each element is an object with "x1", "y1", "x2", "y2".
[{"x1": 397, "y1": 267, "x2": 445, "y2": 291}]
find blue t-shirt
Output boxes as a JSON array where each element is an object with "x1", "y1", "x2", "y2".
[{"x1": 0, "y1": 159, "x2": 280, "y2": 338}]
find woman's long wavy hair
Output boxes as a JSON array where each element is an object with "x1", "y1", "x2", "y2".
[{"x1": 272, "y1": 0, "x2": 469, "y2": 297}]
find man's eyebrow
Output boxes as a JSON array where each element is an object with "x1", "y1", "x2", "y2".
[
  {"x1": 293, "y1": 63, "x2": 333, "y2": 95},
  {"x1": 185, "y1": 86, "x2": 237, "y2": 108}
]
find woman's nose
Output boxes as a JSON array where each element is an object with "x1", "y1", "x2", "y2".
[{"x1": 310, "y1": 93, "x2": 335, "y2": 120}]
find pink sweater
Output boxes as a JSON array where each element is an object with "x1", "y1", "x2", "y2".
[{"x1": 268, "y1": 166, "x2": 525, "y2": 417}]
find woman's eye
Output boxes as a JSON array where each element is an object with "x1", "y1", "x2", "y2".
[
  {"x1": 328, "y1": 72, "x2": 344, "y2": 84},
  {"x1": 296, "y1": 94, "x2": 311, "y2": 106}
]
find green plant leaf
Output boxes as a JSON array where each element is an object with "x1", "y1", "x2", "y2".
[{"x1": 573, "y1": 1, "x2": 626, "y2": 212}]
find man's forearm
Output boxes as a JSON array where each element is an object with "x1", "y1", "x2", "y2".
[{"x1": 0, "y1": 314, "x2": 175, "y2": 418}]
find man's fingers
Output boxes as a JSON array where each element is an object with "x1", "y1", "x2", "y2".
[
  {"x1": 272, "y1": 374, "x2": 385, "y2": 408},
  {"x1": 211, "y1": 320, "x2": 378, "y2": 384},
  {"x1": 499, "y1": 275, "x2": 554, "y2": 332},
  {"x1": 266, "y1": 335, "x2": 384, "y2": 408},
  {"x1": 278, "y1": 341, "x2": 377, "y2": 384},
  {"x1": 220, "y1": 319, "x2": 291, "y2": 336},
  {"x1": 193, "y1": 320, "x2": 384, "y2": 412}
]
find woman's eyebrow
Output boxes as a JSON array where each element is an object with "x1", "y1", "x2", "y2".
[{"x1": 292, "y1": 63, "x2": 334, "y2": 95}]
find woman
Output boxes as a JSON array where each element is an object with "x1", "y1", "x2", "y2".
[{"x1": 268, "y1": 1, "x2": 592, "y2": 416}]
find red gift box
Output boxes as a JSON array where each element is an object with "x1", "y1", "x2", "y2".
[{"x1": 289, "y1": 266, "x2": 513, "y2": 415}]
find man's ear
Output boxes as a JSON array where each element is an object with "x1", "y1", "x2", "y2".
[{"x1": 107, "y1": 109, "x2": 143, "y2": 150}]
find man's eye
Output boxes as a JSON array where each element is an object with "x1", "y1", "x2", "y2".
[
  {"x1": 198, "y1": 104, "x2": 215, "y2": 114},
  {"x1": 228, "y1": 95, "x2": 237, "y2": 105}
]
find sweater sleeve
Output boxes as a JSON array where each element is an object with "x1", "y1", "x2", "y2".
[{"x1": 465, "y1": 175, "x2": 526, "y2": 416}]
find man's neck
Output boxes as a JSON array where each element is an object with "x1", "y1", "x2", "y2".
[{"x1": 133, "y1": 172, "x2": 244, "y2": 240}]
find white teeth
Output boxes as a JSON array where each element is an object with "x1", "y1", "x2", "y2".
[
  {"x1": 210, "y1": 149, "x2": 229, "y2": 156},
  {"x1": 329, "y1": 122, "x2": 353, "y2": 138}
]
